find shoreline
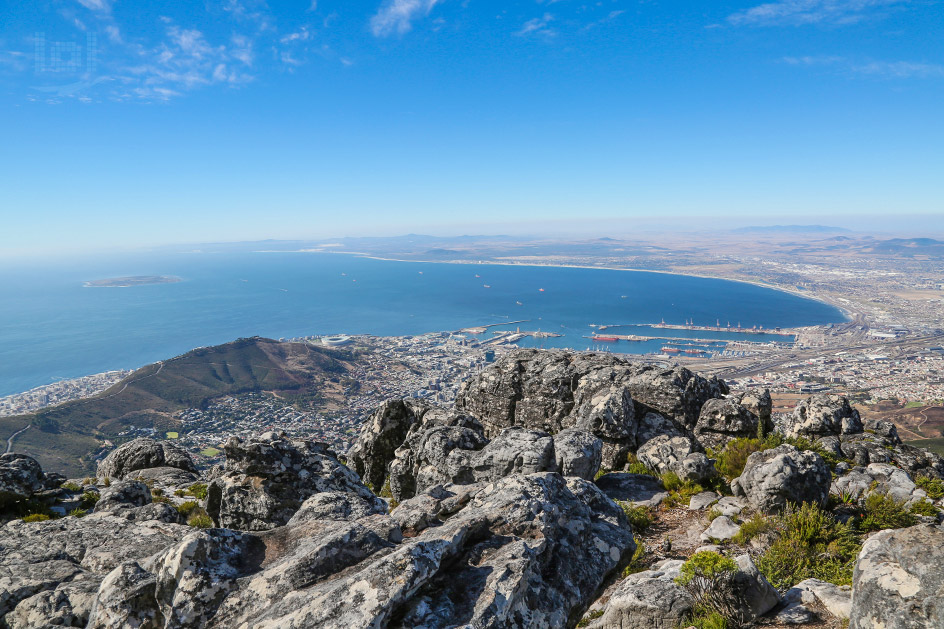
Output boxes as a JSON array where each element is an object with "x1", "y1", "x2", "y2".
[{"x1": 269, "y1": 249, "x2": 854, "y2": 324}]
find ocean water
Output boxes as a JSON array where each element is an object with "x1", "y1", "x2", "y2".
[{"x1": 0, "y1": 252, "x2": 846, "y2": 396}]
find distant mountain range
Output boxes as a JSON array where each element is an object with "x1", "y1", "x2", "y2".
[{"x1": 731, "y1": 225, "x2": 853, "y2": 234}]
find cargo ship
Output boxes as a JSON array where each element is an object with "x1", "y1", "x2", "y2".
[
  {"x1": 592, "y1": 336, "x2": 619, "y2": 342},
  {"x1": 661, "y1": 346, "x2": 681, "y2": 353}
]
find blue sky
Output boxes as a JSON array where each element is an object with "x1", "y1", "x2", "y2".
[{"x1": 1, "y1": 0, "x2": 942, "y2": 255}]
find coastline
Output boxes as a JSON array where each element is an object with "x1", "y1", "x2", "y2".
[{"x1": 275, "y1": 249, "x2": 854, "y2": 324}]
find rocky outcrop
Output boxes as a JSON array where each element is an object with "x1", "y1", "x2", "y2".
[
  {"x1": 782, "y1": 394, "x2": 863, "y2": 440},
  {"x1": 694, "y1": 397, "x2": 761, "y2": 449},
  {"x1": 348, "y1": 399, "x2": 423, "y2": 492},
  {"x1": 206, "y1": 432, "x2": 385, "y2": 531},
  {"x1": 733, "y1": 445, "x2": 830, "y2": 512},
  {"x1": 832, "y1": 463, "x2": 922, "y2": 504},
  {"x1": 594, "y1": 473, "x2": 667, "y2": 507},
  {"x1": 93, "y1": 480, "x2": 151, "y2": 514},
  {"x1": 97, "y1": 438, "x2": 197, "y2": 481},
  {"x1": 455, "y1": 350, "x2": 726, "y2": 468},
  {"x1": 0, "y1": 453, "x2": 47, "y2": 507},
  {"x1": 554, "y1": 428, "x2": 603, "y2": 480},
  {"x1": 636, "y1": 435, "x2": 716, "y2": 482},
  {"x1": 594, "y1": 559, "x2": 695, "y2": 629},
  {"x1": 849, "y1": 524, "x2": 944, "y2": 629}
]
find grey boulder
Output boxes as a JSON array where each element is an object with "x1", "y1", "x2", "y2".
[
  {"x1": 97, "y1": 438, "x2": 197, "y2": 482},
  {"x1": 733, "y1": 445, "x2": 830, "y2": 513}
]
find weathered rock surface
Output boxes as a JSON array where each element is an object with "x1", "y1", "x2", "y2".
[
  {"x1": 783, "y1": 394, "x2": 863, "y2": 440},
  {"x1": 594, "y1": 559, "x2": 694, "y2": 629},
  {"x1": 553, "y1": 429, "x2": 603, "y2": 481},
  {"x1": 700, "y1": 515, "x2": 740, "y2": 542},
  {"x1": 733, "y1": 554, "x2": 780, "y2": 619},
  {"x1": 206, "y1": 432, "x2": 384, "y2": 531},
  {"x1": 849, "y1": 524, "x2": 944, "y2": 629},
  {"x1": 637, "y1": 435, "x2": 716, "y2": 482},
  {"x1": 784, "y1": 578, "x2": 852, "y2": 620},
  {"x1": 0, "y1": 454, "x2": 46, "y2": 507},
  {"x1": 97, "y1": 438, "x2": 197, "y2": 481},
  {"x1": 348, "y1": 399, "x2": 423, "y2": 492},
  {"x1": 694, "y1": 397, "x2": 761, "y2": 449},
  {"x1": 832, "y1": 463, "x2": 920, "y2": 504},
  {"x1": 733, "y1": 445, "x2": 830, "y2": 512},
  {"x1": 594, "y1": 473, "x2": 668, "y2": 507},
  {"x1": 455, "y1": 350, "x2": 726, "y2": 468},
  {"x1": 93, "y1": 480, "x2": 152, "y2": 514}
]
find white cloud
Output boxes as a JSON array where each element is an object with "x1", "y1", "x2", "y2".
[
  {"x1": 280, "y1": 27, "x2": 312, "y2": 44},
  {"x1": 783, "y1": 54, "x2": 944, "y2": 79},
  {"x1": 76, "y1": 0, "x2": 110, "y2": 11},
  {"x1": 729, "y1": 0, "x2": 909, "y2": 26},
  {"x1": 516, "y1": 13, "x2": 555, "y2": 37},
  {"x1": 370, "y1": 0, "x2": 442, "y2": 37}
]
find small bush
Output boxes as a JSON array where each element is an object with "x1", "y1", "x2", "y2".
[
  {"x1": 177, "y1": 500, "x2": 201, "y2": 518},
  {"x1": 757, "y1": 502, "x2": 860, "y2": 589},
  {"x1": 660, "y1": 472, "x2": 705, "y2": 507},
  {"x1": 858, "y1": 493, "x2": 917, "y2": 531},
  {"x1": 626, "y1": 453, "x2": 656, "y2": 477},
  {"x1": 152, "y1": 495, "x2": 173, "y2": 505},
  {"x1": 909, "y1": 498, "x2": 939, "y2": 517},
  {"x1": 68, "y1": 508, "x2": 87, "y2": 518},
  {"x1": 707, "y1": 508, "x2": 723, "y2": 522},
  {"x1": 186, "y1": 483, "x2": 208, "y2": 500},
  {"x1": 83, "y1": 477, "x2": 94, "y2": 485},
  {"x1": 22, "y1": 513, "x2": 51, "y2": 522},
  {"x1": 715, "y1": 438, "x2": 766, "y2": 480},
  {"x1": 576, "y1": 609, "x2": 604, "y2": 628},
  {"x1": 661, "y1": 471, "x2": 683, "y2": 492},
  {"x1": 619, "y1": 502, "x2": 653, "y2": 531},
  {"x1": 688, "y1": 610, "x2": 729, "y2": 629},
  {"x1": 621, "y1": 535, "x2": 647, "y2": 577},
  {"x1": 60, "y1": 482, "x2": 82, "y2": 492},
  {"x1": 187, "y1": 514, "x2": 214, "y2": 528},
  {"x1": 152, "y1": 487, "x2": 164, "y2": 497},
  {"x1": 103, "y1": 477, "x2": 111, "y2": 487},
  {"x1": 676, "y1": 552, "x2": 747, "y2": 627},
  {"x1": 174, "y1": 489, "x2": 186, "y2": 498},
  {"x1": 731, "y1": 513, "x2": 773, "y2": 544},
  {"x1": 79, "y1": 491, "x2": 99, "y2": 510},
  {"x1": 915, "y1": 475, "x2": 944, "y2": 500}
]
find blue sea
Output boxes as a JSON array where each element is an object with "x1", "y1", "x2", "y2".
[{"x1": 0, "y1": 252, "x2": 846, "y2": 397}]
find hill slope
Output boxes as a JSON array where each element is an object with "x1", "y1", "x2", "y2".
[{"x1": 0, "y1": 337, "x2": 353, "y2": 476}]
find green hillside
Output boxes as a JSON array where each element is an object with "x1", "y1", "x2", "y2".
[{"x1": 0, "y1": 337, "x2": 352, "y2": 476}]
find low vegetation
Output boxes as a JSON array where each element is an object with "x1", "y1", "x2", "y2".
[
  {"x1": 21, "y1": 513, "x2": 51, "y2": 522},
  {"x1": 659, "y1": 471, "x2": 705, "y2": 508},
  {"x1": 757, "y1": 502, "x2": 860, "y2": 589},
  {"x1": 187, "y1": 514, "x2": 214, "y2": 528},
  {"x1": 714, "y1": 434, "x2": 848, "y2": 482},
  {"x1": 626, "y1": 453, "x2": 655, "y2": 476},
  {"x1": 618, "y1": 501, "x2": 652, "y2": 531},
  {"x1": 621, "y1": 535, "x2": 647, "y2": 577},
  {"x1": 60, "y1": 481, "x2": 82, "y2": 492},
  {"x1": 731, "y1": 512, "x2": 774, "y2": 544},
  {"x1": 856, "y1": 493, "x2": 917, "y2": 531},
  {"x1": 676, "y1": 551, "x2": 746, "y2": 629},
  {"x1": 914, "y1": 475, "x2": 944, "y2": 499}
]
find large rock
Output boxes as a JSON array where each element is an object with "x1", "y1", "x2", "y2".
[
  {"x1": 0, "y1": 512, "x2": 189, "y2": 622},
  {"x1": 733, "y1": 445, "x2": 830, "y2": 512},
  {"x1": 850, "y1": 524, "x2": 944, "y2": 628},
  {"x1": 348, "y1": 399, "x2": 422, "y2": 492},
  {"x1": 694, "y1": 397, "x2": 761, "y2": 450},
  {"x1": 389, "y1": 426, "x2": 555, "y2": 502},
  {"x1": 93, "y1": 480, "x2": 152, "y2": 514},
  {"x1": 733, "y1": 554, "x2": 780, "y2": 619},
  {"x1": 206, "y1": 432, "x2": 385, "y2": 531},
  {"x1": 97, "y1": 438, "x2": 197, "y2": 481},
  {"x1": 455, "y1": 350, "x2": 726, "y2": 468},
  {"x1": 636, "y1": 435, "x2": 716, "y2": 483},
  {"x1": 554, "y1": 429, "x2": 603, "y2": 481},
  {"x1": 595, "y1": 559, "x2": 694, "y2": 629},
  {"x1": 783, "y1": 395, "x2": 863, "y2": 440},
  {"x1": 595, "y1": 473, "x2": 668, "y2": 507},
  {"x1": 832, "y1": 463, "x2": 920, "y2": 504},
  {"x1": 98, "y1": 472, "x2": 634, "y2": 628},
  {"x1": 0, "y1": 453, "x2": 46, "y2": 507},
  {"x1": 784, "y1": 578, "x2": 852, "y2": 620}
]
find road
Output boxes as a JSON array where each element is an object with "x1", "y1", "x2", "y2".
[{"x1": 5, "y1": 424, "x2": 30, "y2": 454}]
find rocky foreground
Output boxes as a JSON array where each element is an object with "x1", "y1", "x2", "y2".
[{"x1": 1, "y1": 349, "x2": 942, "y2": 628}]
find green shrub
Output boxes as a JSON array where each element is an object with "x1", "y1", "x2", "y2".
[
  {"x1": 858, "y1": 493, "x2": 917, "y2": 531},
  {"x1": 659, "y1": 472, "x2": 704, "y2": 508},
  {"x1": 688, "y1": 610, "x2": 729, "y2": 629},
  {"x1": 103, "y1": 477, "x2": 111, "y2": 487},
  {"x1": 576, "y1": 609, "x2": 604, "y2": 627},
  {"x1": 151, "y1": 487, "x2": 164, "y2": 497},
  {"x1": 152, "y1": 495, "x2": 173, "y2": 505},
  {"x1": 68, "y1": 508, "x2": 87, "y2": 518},
  {"x1": 714, "y1": 438, "x2": 766, "y2": 480},
  {"x1": 731, "y1": 513, "x2": 773, "y2": 544},
  {"x1": 187, "y1": 514, "x2": 214, "y2": 528},
  {"x1": 626, "y1": 453, "x2": 656, "y2": 477},
  {"x1": 60, "y1": 482, "x2": 82, "y2": 492},
  {"x1": 909, "y1": 498, "x2": 939, "y2": 517},
  {"x1": 661, "y1": 471, "x2": 683, "y2": 492},
  {"x1": 174, "y1": 489, "x2": 186, "y2": 498},
  {"x1": 79, "y1": 491, "x2": 99, "y2": 510},
  {"x1": 621, "y1": 535, "x2": 647, "y2": 577},
  {"x1": 707, "y1": 508, "x2": 723, "y2": 522},
  {"x1": 177, "y1": 500, "x2": 201, "y2": 518},
  {"x1": 186, "y1": 483, "x2": 208, "y2": 500},
  {"x1": 757, "y1": 502, "x2": 860, "y2": 589},
  {"x1": 619, "y1": 502, "x2": 653, "y2": 531},
  {"x1": 915, "y1": 475, "x2": 944, "y2": 500},
  {"x1": 676, "y1": 552, "x2": 746, "y2": 627},
  {"x1": 22, "y1": 513, "x2": 51, "y2": 522}
]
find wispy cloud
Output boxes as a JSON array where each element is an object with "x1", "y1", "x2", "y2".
[
  {"x1": 516, "y1": 13, "x2": 555, "y2": 37},
  {"x1": 370, "y1": 0, "x2": 442, "y2": 37},
  {"x1": 729, "y1": 0, "x2": 910, "y2": 26},
  {"x1": 783, "y1": 54, "x2": 944, "y2": 78},
  {"x1": 76, "y1": 0, "x2": 110, "y2": 12}
]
